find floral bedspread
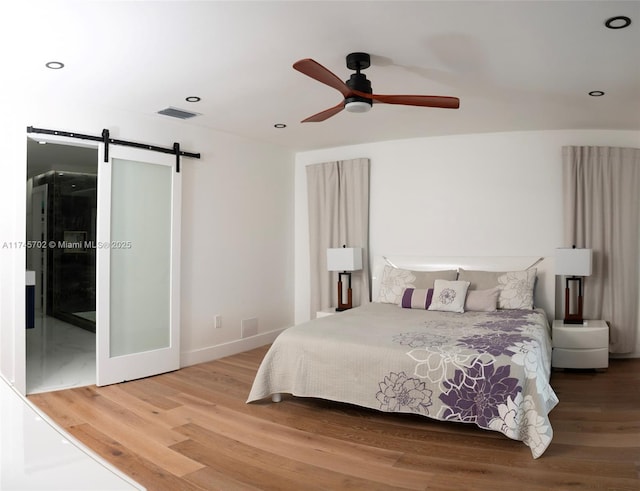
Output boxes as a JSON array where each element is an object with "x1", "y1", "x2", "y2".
[{"x1": 247, "y1": 302, "x2": 559, "y2": 458}]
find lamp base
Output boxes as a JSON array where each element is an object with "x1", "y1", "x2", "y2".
[
  {"x1": 564, "y1": 277, "x2": 584, "y2": 326},
  {"x1": 336, "y1": 272, "x2": 353, "y2": 311}
]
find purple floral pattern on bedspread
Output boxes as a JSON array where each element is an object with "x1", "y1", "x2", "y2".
[
  {"x1": 378, "y1": 309, "x2": 556, "y2": 458},
  {"x1": 439, "y1": 360, "x2": 520, "y2": 427},
  {"x1": 457, "y1": 332, "x2": 525, "y2": 357}
]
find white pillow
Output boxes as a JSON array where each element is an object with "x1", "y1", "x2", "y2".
[
  {"x1": 428, "y1": 280, "x2": 471, "y2": 313},
  {"x1": 377, "y1": 266, "x2": 417, "y2": 304},
  {"x1": 498, "y1": 269, "x2": 536, "y2": 309}
]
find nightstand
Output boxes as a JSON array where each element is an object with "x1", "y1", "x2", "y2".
[{"x1": 552, "y1": 320, "x2": 609, "y2": 369}]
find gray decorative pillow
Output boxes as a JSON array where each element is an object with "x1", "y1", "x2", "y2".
[
  {"x1": 464, "y1": 287, "x2": 500, "y2": 312},
  {"x1": 457, "y1": 268, "x2": 501, "y2": 290},
  {"x1": 428, "y1": 279, "x2": 470, "y2": 313},
  {"x1": 376, "y1": 265, "x2": 457, "y2": 304},
  {"x1": 497, "y1": 269, "x2": 537, "y2": 309}
]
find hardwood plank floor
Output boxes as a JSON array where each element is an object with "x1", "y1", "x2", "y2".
[{"x1": 29, "y1": 347, "x2": 640, "y2": 491}]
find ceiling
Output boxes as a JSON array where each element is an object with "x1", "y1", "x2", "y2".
[
  {"x1": 26, "y1": 139, "x2": 98, "y2": 178},
  {"x1": 14, "y1": 1, "x2": 640, "y2": 152}
]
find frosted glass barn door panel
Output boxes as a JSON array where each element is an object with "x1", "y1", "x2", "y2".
[
  {"x1": 96, "y1": 145, "x2": 180, "y2": 386},
  {"x1": 110, "y1": 159, "x2": 171, "y2": 355}
]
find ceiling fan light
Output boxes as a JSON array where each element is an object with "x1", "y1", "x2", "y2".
[{"x1": 345, "y1": 101, "x2": 372, "y2": 113}]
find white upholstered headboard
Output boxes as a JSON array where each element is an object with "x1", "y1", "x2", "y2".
[{"x1": 371, "y1": 255, "x2": 555, "y2": 322}]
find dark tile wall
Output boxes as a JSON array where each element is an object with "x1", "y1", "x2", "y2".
[{"x1": 32, "y1": 171, "x2": 97, "y2": 331}]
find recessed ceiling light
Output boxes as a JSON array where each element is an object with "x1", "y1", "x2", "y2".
[
  {"x1": 274, "y1": 123, "x2": 287, "y2": 129},
  {"x1": 45, "y1": 61, "x2": 64, "y2": 69},
  {"x1": 605, "y1": 16, "x2": 631, "y2": 29},
  {"x1": 185, "y1": 96, "x2": 201, "y2": 102},
  {"x1": 589, "y1": 90, "x2": 605, "y2": 97}
]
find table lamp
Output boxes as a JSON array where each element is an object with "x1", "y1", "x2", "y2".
[
  {"x1": 327, "y1": 246, "x2": 363, "y2": 311},
  {"x1": 555, "y1": 247, "x2": 592, "y2": 324}
]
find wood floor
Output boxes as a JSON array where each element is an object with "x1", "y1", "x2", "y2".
[{"x1": 29, "y1": 347, "x2": 640, "y2": 491}]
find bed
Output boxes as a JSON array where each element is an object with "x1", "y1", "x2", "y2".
[{"x1": 247, "y1": 256, "x2": 559, "y2": 459}]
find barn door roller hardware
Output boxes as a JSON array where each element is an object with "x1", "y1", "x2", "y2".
[{"x1": 26, "y1": 126, "x2": 200, "y2": 173}]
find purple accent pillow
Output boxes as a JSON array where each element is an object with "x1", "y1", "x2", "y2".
[{"x1": 400, "y1": 288, "x2": 434, "y2": 309}]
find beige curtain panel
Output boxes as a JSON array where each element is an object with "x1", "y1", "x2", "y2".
[
  {"x1": 562, "y1": 146, "x2": 640, "y2": 354},
  {"x1": 307, "y1": 158, "x2": 370, "y2": 317}
]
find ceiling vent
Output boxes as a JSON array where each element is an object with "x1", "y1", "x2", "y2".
[{"x1": 157, "y1": 107, "x2": 200, "y2": 120}]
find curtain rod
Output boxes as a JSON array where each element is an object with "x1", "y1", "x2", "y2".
[{"x1": 27, "y1": 126, "x2": 200, "y2": 173}]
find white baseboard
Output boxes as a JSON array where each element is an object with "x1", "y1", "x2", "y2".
[{"x1": 180, "y1": 328, "x2": 285, "y2": 367}]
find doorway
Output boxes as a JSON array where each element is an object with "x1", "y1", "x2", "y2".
[
  {"x1": 24, "y1": 131, "x2": 182, "y2": 392},
  {"x1": 26, "y1": 138, "x2": 98, "y2": 393}
]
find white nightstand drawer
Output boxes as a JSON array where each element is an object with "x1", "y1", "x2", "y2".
[
  {"x1": 553, "y1": 326, "x2": 608, "y2": 349},
  {"x1": 552, "y1": 348, "x2": 609, "y2": 369}
]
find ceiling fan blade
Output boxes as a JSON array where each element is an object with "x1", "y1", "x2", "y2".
[
  {"x1": 351, "y1": 89, "x2": 459, "y2": 109},
  {"x1": 293, "y1": 58, "x2": 352, "y2": 98},
  {"x1": 301, "y1": 102, "x2": 345, "y2": 123},
  {"x1": 367, "y1": 93, "x2": 460, "y2": 109}
]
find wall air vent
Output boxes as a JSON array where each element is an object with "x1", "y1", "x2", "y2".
[{"x1": 157, "y1": 107, "x2": 200, "y2": 120}]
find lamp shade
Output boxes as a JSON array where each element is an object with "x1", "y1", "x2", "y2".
[
  {"x1": 327, "y1": 247, "x2": 363, "y2": 272},
  {"x1": 555, "y1": 248, "x2": 592, "y2": 276}
]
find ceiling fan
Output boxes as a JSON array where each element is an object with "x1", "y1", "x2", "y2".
[{"x1": 292, "y1": 52, "x2": 460, "y2": 123}]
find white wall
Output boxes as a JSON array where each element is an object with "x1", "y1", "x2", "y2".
[
  {"x1": 0, "y1": 102, "x2": 27, "y2": 389},
  {"x1": 295, "y1": 130, "x2": 640, "y2": 356},
  {"x1": 0, "y1": 97, "x2": 295, "y2": 392}
]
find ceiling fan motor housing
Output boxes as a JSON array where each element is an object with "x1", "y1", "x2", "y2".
[{"x1": 345, "y1": 73, "x2": 373, "y2": 108}]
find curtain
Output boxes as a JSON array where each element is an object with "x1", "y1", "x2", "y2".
[
  {"x1": 562, "y1": 146, "x2": 640, "y2": 354},
  {"x1": 307, "y1": 158, "x2": 370, "y2": 317}
]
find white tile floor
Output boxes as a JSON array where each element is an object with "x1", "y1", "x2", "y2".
[
  {"x1": 0, "y1": 374, "x2": 143, "y2": 490},
  {"x1": 3, "y1": 314, "x2": 144, "y2": 489},
  {"x1": 26, "y1": 314, "x2": 96, "y2": 394}
]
